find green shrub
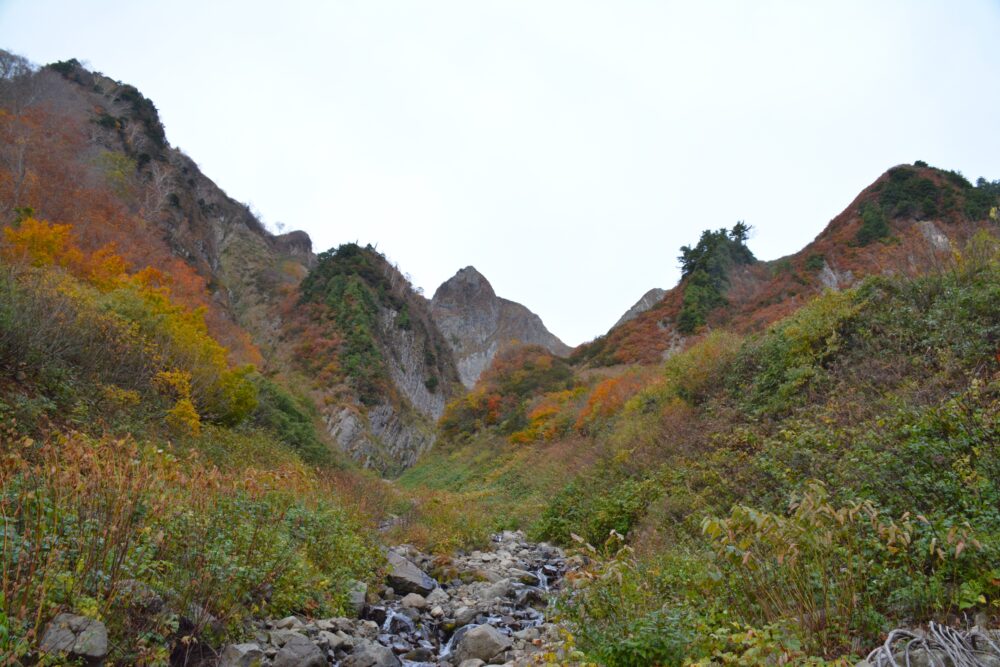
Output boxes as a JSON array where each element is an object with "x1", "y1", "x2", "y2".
[
  {"x1": 855, "y1": 204, "x2": 890, "y2": 245},
  {"x1": 252, "y1": 376, "x2": 329, "y2": 464}
]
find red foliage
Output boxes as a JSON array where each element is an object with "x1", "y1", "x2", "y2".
[{"x1": 0, "y1": 102, "x2": 261, "y2": 365}]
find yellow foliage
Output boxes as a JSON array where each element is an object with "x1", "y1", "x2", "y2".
[
  {"x1": 165, "y1": 397, "x2": 202, "y2": 436},
  {"x1": 2, "y1": 216, "x2": 82, "y2": 268}
]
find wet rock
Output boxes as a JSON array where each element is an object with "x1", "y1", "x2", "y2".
[
  {"x1": 39, "y1": 613, "x2": 108, "y2": 664},
  {"x1": 219, "y1": 643, "x2": 265, "y2": 667},
  {"x1": 386, "y1": 550, "x2": 437, "y2": 595},
  {"x1": 272, "y1": 633, "x2": 324, "y2": 667},
  {"x1": 453, "y1": 624, "x2": 512, "y2": 664}
]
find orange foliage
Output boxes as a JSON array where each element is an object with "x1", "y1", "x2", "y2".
[
  {"x1": 575, "y1": 372, "x2": 647, "y2": 431},
  {"x1": 0, "y1": 104, "x2": 260, "y2": 365}
]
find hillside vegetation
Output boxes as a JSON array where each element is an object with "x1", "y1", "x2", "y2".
[
  {"x1": 2, "y1": 46, "x2": 1000, "y2": 667},
  {"x1": 402, "y1": 228, "x2": 1000, "y2": 664}
]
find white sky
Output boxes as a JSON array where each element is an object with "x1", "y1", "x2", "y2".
[{"x1": 1, "y1": 1, "x2": 999, "y2": 345}]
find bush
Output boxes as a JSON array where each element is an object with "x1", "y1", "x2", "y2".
[
  {"x1": 855, "y1": 204, "x2": 890, "y2": 245},
  {"x1": 252, "y1": 376, "x2": 329, "y2": 464},
  {"x1": 0, "y1": 432, "x2": 381, "y2": 663}
]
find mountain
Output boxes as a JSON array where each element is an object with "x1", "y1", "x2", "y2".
[
  {"x1": 287, "y1": 244, "x2": 463, "y2": 473},
  {"x1": 0, "y1": 54, "x2": 316, "y2": 370},
  {"x1": 612, "y1": 287, "x2": 666, "y2": 329},
  {"x1": 4, "y1": 55, "x2": 467, "y2": 474},
  {"x1": 576, "y1": 164, "x2": 999, "y2": 366},
  {"x1": 431, "y1": 266, "x2": 571, "y2": 387}
]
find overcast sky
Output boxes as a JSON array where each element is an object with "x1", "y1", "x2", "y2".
[{"x1": 1, "y1": 1, "x2": 998, "y2": 345}]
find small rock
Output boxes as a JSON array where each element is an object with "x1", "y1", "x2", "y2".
[
  {"x1": 514, "y1": 628, "x2": 539, "y2": 641},
  {"x1": 401, "y1": 592, "x2": 428, "y2": 609},
  {"x1": 482, "y1": 578, "x2": 514, "y2": 601},
  {"x1": 454, "y1": 606, "x2": 479, "y2": 627},
  {"x1": 453, "y1": 624, "x2": 513, "y2": 664},
  {"x1": 318, "y1": 630, "x2": 346, "y2": 650},
  {"x1": 342, "y1": 638, "x2": 402, "y2": 667},
  {"x1": 268, "y1": 629, "x2": 304, "y2": 647},
  {"x1": 458, "y1": 660, "x2": 486, "y2": 667},
  {"x1": 272, "y1": 633, "x2": 324, "y2": 667},
  {"x1": 426, "y1": 587, "x2": 450, "y2": 605},
  {"x1": 219, "y1": 643, "x2": 265, "y2": 667},
  {"x1": 39, "y1": 613, "x2": 108, "y2": 664},
  {"x1": 358, "y1": 620, "x2": 380, "y2": 638},
  {"x1": 348, "y1": 580, "x2": 368, "y2": 617},
  {"x1": 404, "y1": 646, "x2": 434, "y2": 661},
  {"x1": 430, "y1": 605, "x2": 444, "y2": 618},
  {"x1": 274, "y1": 615, "x2": 304, "y2": 630},
  {"x1": 508, "y1": 569, "x2": 540, "y2": 586},
  {"x1": 385, "y1": 551, "x2": 437, "y2": 595}
]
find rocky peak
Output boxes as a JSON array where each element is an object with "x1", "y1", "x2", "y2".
[
  {"x1": 432, "y1": 267, "x2": 571, "y2": 388},
  {"x1": 433, "y1": 266, "x2": 497, "y2": 302}
]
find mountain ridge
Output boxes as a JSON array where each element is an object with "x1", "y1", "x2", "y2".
[{"x1": 431, "y1": 265, "x2": 571, "y2": 387}]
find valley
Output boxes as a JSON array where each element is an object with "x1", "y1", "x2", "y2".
[{"x1": 0, "y1": 50, "x2": 999, "y2": 667}]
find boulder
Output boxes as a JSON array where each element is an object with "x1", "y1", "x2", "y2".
[
  {"x1": 481, "y1": 578, "x2": 514, "y2": 601},
  {"x1": 219, "y1": 643, "x2": 265, "y2": 667},
  {"x1": 385, "y1": 550, "x2": 437, "y2": 595},
  {"x1": 348, "y1": 580, "x2": 368, "y2": 617},
  {"x1": 341, "y1": 639, "x2": 402, "y2": 667},
  {"x1": 39, "y1": 613, "x2": 108, "y2": 664},
  {"x1": 318, "y1": 629, "x2": 347, "y2": 650},
  {"x1": 400, "y1": 592, "x2": 428, "y2": 609},
  {"x1": 426, "y1": 587, "x2": 450, "y2": 605},
  {"x1": 273, "y1": 615, "x2": 305, "y2": 630},
  {"x1": 271, "y1": 633, "x2": 324, "y2": 667},
  {"x1": 453, "y1": 624, "x2": 512, "y2": 664},
  {"x1": 454, "y1": 606, "x2": 479, "y2": 627}
]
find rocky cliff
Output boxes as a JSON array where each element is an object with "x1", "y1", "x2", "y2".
[
  {"x1": 292, "y1": 244, "x2": 463, "y2": 473},
  {"x1": 34, "y1": 57, "x2": 315, "y2": 364},
  {"x1": 431, "y1": 267, "x2": 571, "y2": 387}
]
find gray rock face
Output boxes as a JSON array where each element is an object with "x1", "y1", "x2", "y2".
[
  {"x1": 819, "y1": 259, "x2": 854, "y2": 291},
  {"x1": 271, "y1": 632, "x2": 325, "y2": 667},
  {"x1": 613, "y1": 288, "x2": 667, "y2": 329},
  {"x1": 347, "y1": 580, "x2": 368, "y2": 618},
  {"x1": 341, "y1": 639, "x2": 402, "y2": 667},
  {"x1": 386, "y1": 550, "x2": 437, "y2": 595},
  {"x1": 39, "y1": 613, "x2": 108, "y2": 664},
  {"x1": 453, "y1": 624, "x2": 513, "y2": 663},
  {"x1": 432, "y1": 267, "x2": 571, "y2": 387},
  {"x1": 219, "y1": 643, "x2": 265, "y2": 667}
]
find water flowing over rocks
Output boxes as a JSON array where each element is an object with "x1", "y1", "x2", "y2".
[{"x1": 224, "y1": 531, "x2": 570, "y2": 666}]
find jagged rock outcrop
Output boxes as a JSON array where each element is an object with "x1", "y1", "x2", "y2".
[
  {"x1": 431, "y1": 267, "x2": 571, "y2": 387},
  {"x1": 295, "y1": 245, "x2": 463, "y2": 474},
  {"x1": 613, "y1": 287, "x2": 666, "y2": 329}
]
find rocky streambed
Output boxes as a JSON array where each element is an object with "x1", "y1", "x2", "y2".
[{"x1": 220, "y1": 530, "x2": 571, "y2": 667}]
